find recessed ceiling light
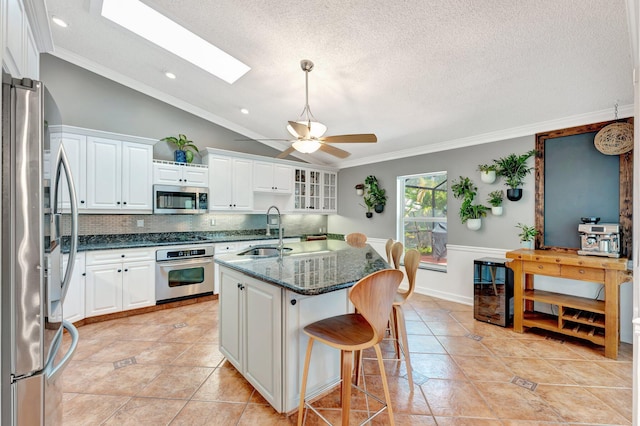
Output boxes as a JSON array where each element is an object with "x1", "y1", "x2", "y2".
[
  {"x1": 101, "y1": 0, "x2": 250, "y2": 84},
  {"x1": 240, "y1": 108, "x2": 249, "y2": 114},
  {"x1": 52, "y1": 16, "x2": 68, "y2": 28},
  {"x1": 165, "y1": 72, "x2": 176, "y2": 79}
]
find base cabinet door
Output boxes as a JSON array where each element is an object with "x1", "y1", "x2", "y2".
[
  {"x1": 243, "y1": 279, "x2": 282, "y2": 408},
  {"x1": 122, "y1": 260, "x2": 155, "y2": 310},
  {"x1": 218, "y1": 266, "x2": 282, "y2": 410},
  {"x1": 219, "y1": 268, "x2": 243, "y2": 369},
  {"x1": 85, "y1": 263, "x2": 123, "y2": 317},
  {"x1": 283, "y1": 289, "x2": 350, "y2": 413},
  {"x1": 62, "y1": 253, "x2": 86, "y2": 323}
]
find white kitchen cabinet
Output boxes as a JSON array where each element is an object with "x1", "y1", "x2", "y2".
[
  {"x1": 86, "y1": 136, "x2": 153, "y2": 212},
  {"x1": 218, "y1": 263, "x2": 350, "y2": 413},
  {"x1": 153, "y1": 160, "x2": 208, "y2": 187},
  {"x1": 219, "y1": 267, "x2": 282, "y2": 408},
  {"x1": 292, "y1": 168, "x2": 338, "y2": 213},
  {"x1": 293, "y1": 168, "x2": 322, "y2": 211},
  {"x1": 62, "y1": 253, "x2": 85, "y2": 323},
  {"x1": 3, "y1": 0, "x2": 39, "y2": 79},
  {"x1": 321, "y1": 171, "x2": 337, "y2": 213},
  {"x1": 85, "y1": 248, "x2": 155, "y2": 317},
  {"x1": 253, "y1": 161, "x2": 293, "y2": 194},
  {"x1": 206, "y1": 154, "x2": 253, "y2": 211},
  {"x1": 50, "y1": 132, "x2": 87, "y2": 210}
]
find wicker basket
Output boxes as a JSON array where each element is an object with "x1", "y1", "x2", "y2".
[{"x1": 594, "y1": 122, "x2": 634, "y2": 155}]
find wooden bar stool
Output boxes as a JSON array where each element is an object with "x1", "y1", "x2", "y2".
[
  {"x1": 389, "y1": 248, "x2": 420, "y2": 390},
  {"x1": 385, "y1": 238, "x2": 395, "y2": 264},
  {"x1": 297, "y1": 269, "x2": 403, "y2": 426},
  {"x1": 345, "y1": 232, "x2": 367, "y2": 247},
  {"x1": 390, "y1": 241, "x2": 403, "y2": 269}
]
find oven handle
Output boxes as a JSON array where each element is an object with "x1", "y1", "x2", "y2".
[{"x1": 156, "y1": 257, "x2": 213, "y2": 268}]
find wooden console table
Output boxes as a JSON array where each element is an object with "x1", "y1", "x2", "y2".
[{"x1": 505, "y1": 249, "x2": 631, "y2": 359}]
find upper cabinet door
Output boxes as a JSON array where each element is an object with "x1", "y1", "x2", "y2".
[
  {"x1": 86, "y1": 137, "x2": 122, "y2": 210},
  {"x1": 272, "y1": 164, "x2": 293, "y2": 193},
  {"x1": 232, "y1": 158, "x2": 253, "y2": 210},
  {"x1": 208, "y1": 155, "x2": 233, "y2": 209},
  {"x1": 121, "y1": 142, "x2": 153, "y2": 210},
  {"x1": 50, "y1": 133, "x2": 87, "y2": 210},
  {"x1": 4, "y1": 0, "x2": 25, "y2": 77},
  {"x1": 182, "y1": 165, "x2": 208, "y2": 187}
]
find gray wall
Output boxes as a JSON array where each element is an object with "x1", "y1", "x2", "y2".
[
  {"x1": 329, "y1": 136, "x2": 536, "y2": 249},
  {"x1": 40, "y1": 54, "x2": 292, "y2": 164}
]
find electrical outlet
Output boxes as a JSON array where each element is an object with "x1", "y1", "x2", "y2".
[
  {"x1": 210, "y1": 219, "x2": 215, "y2": 226},
  {"x1": 136, "y1": 219, "x2": 144, "y2": 227}
]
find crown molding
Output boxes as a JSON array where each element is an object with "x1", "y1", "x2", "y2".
[{"x1": 336, "y1": 105, "x2": 634, "y2": 169}]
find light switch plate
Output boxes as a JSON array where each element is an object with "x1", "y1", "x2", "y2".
[
  {"x1": 136, "y1": 220, "x2": 144, "y2": 227},
  {"x1": 210, "y1": 219, "x2": 215, "y2": 226}
]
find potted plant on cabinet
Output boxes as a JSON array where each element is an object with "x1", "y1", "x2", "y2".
[
  {"x1": 478, "y1": 164, "x2": 497, "y2": 183},
  {"x1": 162, "y1": 134, "x2": 200, "y2": 164},
  {"x1": 364, "y1": 175, "x2": 387, "y2": 213},
  {"x1": 516, "y1": 223, "x2": 538, "y2": 249},
  {"x1": 493, "y1": 150, "x2": 536, "y2": 201},
  {"x1": 451, "y1": 176, "x2": 489, "y2": 230},
  {"x1": 487, "y1": 190, "x2": 504, "y2": 215}
]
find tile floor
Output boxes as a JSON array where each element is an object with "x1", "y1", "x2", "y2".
[{"x1": 61, "y1": 294, "x2": 633, "y2": 425}]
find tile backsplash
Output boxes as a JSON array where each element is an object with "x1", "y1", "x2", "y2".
[{"x1": 69, "y1": 213, "x2": 328, "y2": 237}]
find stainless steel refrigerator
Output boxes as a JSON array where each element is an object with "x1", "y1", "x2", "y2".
[{"x1": 1, "y1": 72, "x2": 79, "y2": 424}]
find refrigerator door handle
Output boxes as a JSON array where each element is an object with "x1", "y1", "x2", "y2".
[
  {"x1": 45, "y1": 320, "x2": 78, "y2": 382},
  {"x1": 53, "y1": 144, "x2": 78, "y2": 302}
]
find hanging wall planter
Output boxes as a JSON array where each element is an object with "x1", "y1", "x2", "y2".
[
  {"x1": 466, "y1": 219, "x2": 482, "y2": 231},
  {"x1": 374, "y1": 204, "x2": 384, "y2": 213},
  {"x1": 491, "y1": 206, "x2": 503, "y2": 216},
  {"x1": 365, "y1": 212, "x2": 373, "y2": 218},
  {"x1": 506, "y1": 188, "x2": 523, "y2": 201},
  {"x1": 478, "y1": 164, "x2": 497, "y2": 184},
  {"x1": 364, "y1": 175, "x2": 387, "y2": 214},
  {"x1": 494, "y1": 150, "x2": 536, "y2": 202}
]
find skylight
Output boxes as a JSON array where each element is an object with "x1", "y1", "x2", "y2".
[{"x1": 101, "y1": 0, "x2": 250, "y2": 84}]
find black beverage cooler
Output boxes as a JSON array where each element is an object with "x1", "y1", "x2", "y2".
[{"x1": 473, "y1": 257, "x2": 514, "y2": 327}]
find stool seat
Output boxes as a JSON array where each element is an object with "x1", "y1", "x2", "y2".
[{"x1": 304, "y1": 314, "x2": 374, "y2": 349}]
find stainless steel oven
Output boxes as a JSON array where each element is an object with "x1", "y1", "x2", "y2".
[{"x1": 155, "y1": 245, "x2": 214, "y2": 304}]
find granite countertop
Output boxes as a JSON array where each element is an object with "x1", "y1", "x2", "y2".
[
  {"x1": 64, "y1": 230, "x2": 321, "y2": 252},
  {"x1": 214, "y1": 240, "x2": 390, "y2": 295}
]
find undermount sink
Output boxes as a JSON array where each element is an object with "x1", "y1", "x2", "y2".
[{"x1": 237, "y1": 246, "x2": 292, "y2": 257}]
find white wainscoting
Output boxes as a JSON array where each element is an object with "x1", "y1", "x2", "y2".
[
  {"x1": 368, "y1": 239, "x2": 508, "y2": 306},
  {"x1": 369, "y1": 238, "x2": 633, "y2": 343}
]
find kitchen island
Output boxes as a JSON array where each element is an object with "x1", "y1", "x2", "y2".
[{"x1": 214, "y1": 240, "x2": 389, "y2": 413}]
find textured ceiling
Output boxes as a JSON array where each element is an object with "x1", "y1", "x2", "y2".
[{"x1": 43, "y1": 0, "x2": 634, "y2": 167}]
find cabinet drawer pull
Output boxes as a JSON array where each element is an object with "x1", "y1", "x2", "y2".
[
  {"x1": 117, "y1": 269, "x2": 122, "y2": 273},
  {"x1": 290, "y1": 299, "x2": 297, "y2": 306},
  {"x1": 538, "y1": 265, "x2": 544, "y2": 269}
]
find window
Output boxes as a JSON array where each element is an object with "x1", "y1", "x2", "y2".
[{"x1": 397, "y1": 172, "x2": 447, "y2": 270}]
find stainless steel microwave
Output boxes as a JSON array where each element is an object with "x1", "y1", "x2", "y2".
[{"x1": 153, "y1": 185, "x2": 208, "y2": 214}]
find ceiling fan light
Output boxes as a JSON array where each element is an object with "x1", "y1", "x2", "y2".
[
  {"x1": 286, "y1": 120, "x2": 327, "y2": 138},
  {"x1": 292, "y1": 140, "x2": 321, "y2": 154}
]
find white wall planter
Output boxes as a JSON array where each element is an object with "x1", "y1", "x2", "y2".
[
  {"x1": 491, "y1": 206, "x2": 503, "y2": 216},
  {"x1": 466, "y1": 219, "x2": 482, "y2": 231},
  {"x1": 480, "y1": 171, "x2": 496, "y2": 183}
]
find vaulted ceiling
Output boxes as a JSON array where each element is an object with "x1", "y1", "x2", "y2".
[{"x1": 43, "y1": 0, "x2": 634, "y2": 167}]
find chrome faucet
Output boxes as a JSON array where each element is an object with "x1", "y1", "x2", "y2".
[{"x1": 266, "y1": 205, "x2": 283, "y2": 249}]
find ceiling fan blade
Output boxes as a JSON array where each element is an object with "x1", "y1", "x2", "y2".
[
  {"x1": 320, "y1": 134, "x2": 377, "y2": 143},
  {"x1": 276, "y1": 146, "x2": 296, "y2": 159},
  {"x1": 319, "y1": 143, "x2": 351, "y2": 159},
  {"x1": 288, "y1": 121, "x2": 310, "y2": 139}
]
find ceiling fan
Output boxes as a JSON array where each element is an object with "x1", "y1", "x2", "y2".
[{"x1": 264, "y1": 59, "x2": 377, "y2": 159}]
